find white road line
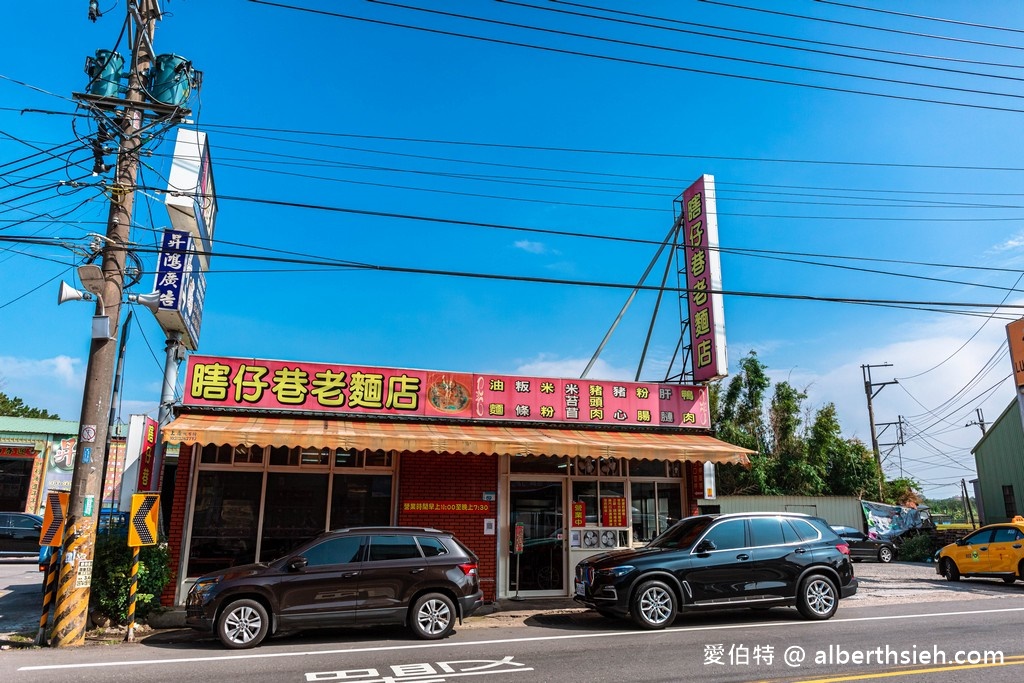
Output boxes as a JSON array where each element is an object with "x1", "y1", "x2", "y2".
[{"x1": 19, "y1": 605, "x2": 1024, "y2": 672}]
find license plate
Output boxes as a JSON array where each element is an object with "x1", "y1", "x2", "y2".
[{"x1": 576, "y1": 581, "x2": 586, "y2": 596}]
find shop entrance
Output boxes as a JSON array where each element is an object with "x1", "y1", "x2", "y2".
[
  {"x1": 508, "y1": 479, "x2": 565, "y2": 596},
  {"x1": 0, "y1": 457, "x2": 33, "y2": 511}
]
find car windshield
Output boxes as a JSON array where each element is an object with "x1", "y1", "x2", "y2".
[{"x1": 647, "y1": 516, "x2": 714, "y2": 549}]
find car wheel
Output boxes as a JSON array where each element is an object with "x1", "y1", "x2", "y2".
[
  {"x1": 410, "y1": 593, "x2": 455, "y2": 640},
  {"x1": 216, "y1": 599, "x2": 269, "y2": 649},
  {"x1": 796, "y1": 575, "x2": 838, "y2": 620},
  {"x1": 630, "y1": 579, "x2": 676, "y2": 630},
  {"x1": 1002, "y1": 576, "x2": 1016, "y2": 585},
  {"x1": 878, "y1": 546, "x2": 894, "y2": 563},
  {"x1": 942, "y1": 559, "x2": 960, "y2": 582}
]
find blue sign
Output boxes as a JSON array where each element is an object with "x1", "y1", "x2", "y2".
[
  {"x1": 82, "y1": 447, "x2": 91, "y2": 464},
  {"x1": 153, "y1": 229, "x2": 206, "y2": 350}
]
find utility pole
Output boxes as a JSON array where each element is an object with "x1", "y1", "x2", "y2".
[
  {"x1": 966, "y1": 407, "x2": 987, "y2": 435},
  {"x1": 862, "y1": 363, "x2": 897, "y2": 500},
  {"x1": 51, "y1": 1, "x2": 159, "y2": 647}
]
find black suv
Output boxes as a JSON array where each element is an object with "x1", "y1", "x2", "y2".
[
  {"x1": 574, "y1": 512, "x2": 857, "y2": 628},
  {"x1": 186, "y1": 527, "x2": 484, "y2": 648}
]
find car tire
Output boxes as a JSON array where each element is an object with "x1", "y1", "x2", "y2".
[
  {"x1": 1002, "y1": 576, "x2": 1016, "y2": 585},
  {"x1": 796, "y1": 575, "x2": 838, "y2": 620},
  {"x1": 630, "y1": 579, "x2": 676, "y2": 630},
  {"x1": 409, "y1": 593, "x2": 456, "y2": 640},
  {"x1": 878, "y1": 546, "x2": 894, "y2": 563},
  {"x1": 216, "y1": 599, "x2": 269, "y2": 649},
  {"x1": 941, "y1": 559, "x2": 960, "y2": 582}
]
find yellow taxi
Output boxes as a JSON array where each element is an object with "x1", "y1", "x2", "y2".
[{"x1": 936, "y1": 516, "x2": 1024, "y2": 584}]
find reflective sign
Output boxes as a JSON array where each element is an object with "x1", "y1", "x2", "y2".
[
  {"x1": 40, "y1": 491, "x2": 68, "y2": 547},
  {"x1": 129, "y1": 493, "x2": 160, "y2": 547}
]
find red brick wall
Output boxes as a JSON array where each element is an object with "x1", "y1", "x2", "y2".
[
  {"x1": 161, "y1": 443, "x2": 194, "y2": 606},
  {"x1": 397, "y1": 452, "x2": 499, "y2": 603}
]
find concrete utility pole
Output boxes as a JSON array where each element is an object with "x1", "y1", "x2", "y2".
[
  {"x1": 862, "y1": 363, "x2": 897, "y2": 500},
  {"x1": 51, "y1": 1, "x2": 159, "y2": 647}
]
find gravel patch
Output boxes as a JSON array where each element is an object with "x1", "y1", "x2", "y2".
[{"x1": 840, "y1": 561, "x2": 1024, "y2": 606}]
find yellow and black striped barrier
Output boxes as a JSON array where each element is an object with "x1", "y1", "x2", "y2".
[
  {"x1": 34, "y1": 551, "x2": 59, "y2": 646},
  {"x1": 125, "y1": 547, "x2": 140, "y2": 642}
]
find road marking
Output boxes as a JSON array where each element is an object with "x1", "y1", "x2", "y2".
[
  {"x1": 779, "y1": 654, "x2": 1024, "y2": 682},
  {"x1": 19, "y1": 605, "x2": 1024, "y2": 672}
]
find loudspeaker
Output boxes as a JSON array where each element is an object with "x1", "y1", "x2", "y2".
[{"x1": 57, "y1": 281, "x2": 93, "y2": 306}]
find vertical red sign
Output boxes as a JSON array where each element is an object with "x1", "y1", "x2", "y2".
[{"x1": 136, "y1": 417, "x2": 160, "y2": 492}]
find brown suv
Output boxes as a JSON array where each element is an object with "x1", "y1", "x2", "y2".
[{"x1": 186, "y1": 526, "x2": 483, "y2": 648}]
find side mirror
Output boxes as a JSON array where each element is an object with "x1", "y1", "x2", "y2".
[
  {"x1": 288, "y1": 556, "x2": 308, "y2": 571},
  {"x1": 695, "y1": 539, "x2": 717, "y2": 553},
  {"x1": 955, "y1": 538, "x2": 965, "y2": 546}
]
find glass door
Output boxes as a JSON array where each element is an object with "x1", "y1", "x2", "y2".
[{"x1": 508, "y1": 479, "x2": 565, "y2": 596}]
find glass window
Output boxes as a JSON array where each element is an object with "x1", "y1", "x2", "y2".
[
  {"x1": 749, "y1": 517, "x2": 786, "y2": 547},
  {"x1": 364, "y1": 450, "x2": 394, "y2": 467},
  {"x1": 11, "y1": 515, "x2": 37, "y2": 529},
  {"x1": 510, "y1": 455, "x2": 567, "y2": 474},
  {"x1": 786, "y1": 519, "x2": 821, "y2": 542},
  {"x1": 335, "y1": 449, "x2": 362, "y2": 468},
  {"x1": 188, "y1": 471, "x2": 262, "y2": 576},
  {"x1": 417, "y1": 536, "x2": 449, "y2": 557},
  {"x1": 301, "y1": 535, "x2": 363, "y2": 567},
  {"x1": 629, "y1": 460, "x2": 666, "y2": 477},
  {"x1": 701, "y1": 519, "x2": 746, "y2": 550},
  {"x1": 572, "y1": 480, "x2": 597, "y2": 526},
  {"x1": 259, "y1": 473, "x2": 329, "y2": 561},
  {"x1": 650, "y1": 516, "x2": 713, "y2": 549},
  {"x1": 330, "y1": 474, "x2": 392, "y2": 529},
  {"x1": 269, "y1": 446, "x2": 297, "y2": 466},
  {"x1": 299, "y1": 448, "x2": 330, "y2": 466},
  {"x1": 965, "y1": 529, "x2": 995, "y2": 545},
  {"x1": 631, "y1": 481, "x2": 681, "y2": 543},
  {"x1": 367, "y1": 535, "x2": 422, "y2": 561},
  {"x1": 200, "y1": 443, "x2": 233, "y2": 464},
  {"x1": 992, "y1": 527, "x2": 1020, "y2": 543}
]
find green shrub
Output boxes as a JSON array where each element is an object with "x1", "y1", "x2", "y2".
[
  {"x1": 89, "y1": 531, "x2": 171, "y2": 624},
  {"x1": 897, "y1": 533, "x2": 935, "y2": 562}
]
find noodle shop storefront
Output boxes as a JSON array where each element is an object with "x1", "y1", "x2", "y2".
[{"x1": 159, "y1": 354, "x2": 751, "y2": 606}]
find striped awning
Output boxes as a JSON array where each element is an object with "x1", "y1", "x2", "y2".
[{"x1": 161, "y1": 415, "x2": 752, "y2": 465}]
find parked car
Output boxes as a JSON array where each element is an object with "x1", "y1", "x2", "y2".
[
  {"x1": 186, "y1": 526, "x2": 484, "y2": 649},
  {"x1": 936, "y1": 516, "x2": 1024, "y2": 584},
  {"x1": 0, "y1": 512, "x2": 43, "y2": 556},
  {"x1": 574, "y1": 512, "x2": 858, "y2": 629},
  {"x1": 830, "y1": 525, "x2": 896, "y2": 563}
]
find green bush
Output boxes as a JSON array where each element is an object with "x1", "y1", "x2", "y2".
[
  {"x1": 897, "y1": 533, "x2": 935, "y2": 562},
  {"x1": 89, "y1": 531, "x2": 171, "y2": 624}
]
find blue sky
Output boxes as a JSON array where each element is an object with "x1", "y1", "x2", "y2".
[{"x1": 4, "y1": 1, "x2": 1024, "y2": 499}]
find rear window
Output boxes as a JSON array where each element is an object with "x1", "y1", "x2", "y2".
[
  {"x1": 417, "y1": 536, "x2": 449, "y2": 557},
  {"x1": 786, "y1": 518, "x2": 821, "y2": 542}
]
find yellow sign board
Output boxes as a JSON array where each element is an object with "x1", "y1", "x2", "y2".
[{"x1": 128, "y1": 493, "x2": 160, "y2": 547}]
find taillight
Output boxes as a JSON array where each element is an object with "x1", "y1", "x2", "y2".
[
  {"x1": 457, "y1": 562, "x2": 478, "y2": 576},
  {"x1": 836, "y1": 543, "x2": 850, "y2": 556}
]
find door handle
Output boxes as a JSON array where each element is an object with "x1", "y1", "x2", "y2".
[
  {"x1": 980, "y1": 547, "x2": 988, "y2": 551},
  {"x1": 410, "y1": 568, "x2": 426, "y2": 574},
  {"x1": 342, "y1": 571, "x2": 361, "y2": 578},
  {"x1": 736, "y1": 553, "x2": 750, "y2": 561},
  {"x1": 1014, "y1": 544, "x2": 1022, "y2": 549},
  {"x1": 794, "y1": 547, "x2": 807, "y2": 554}
]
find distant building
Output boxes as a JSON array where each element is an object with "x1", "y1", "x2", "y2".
[{"x1": 971, "y1": 399, "x2": 1024, "y2": 525}]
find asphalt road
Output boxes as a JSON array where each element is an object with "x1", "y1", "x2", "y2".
[{"x1": 2, "y1": 560, "x2": 1024, "y2": 683}]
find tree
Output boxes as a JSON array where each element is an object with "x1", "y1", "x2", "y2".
[
  {"x1": 809, "y1": 403, "x2": 881, "y2": 498},
  {"x1": 0, "y1": 392, "x2": 60, "y2": 419},
  {"x1": 883, "y1": 477, "x2": 923, "y2": 507}
]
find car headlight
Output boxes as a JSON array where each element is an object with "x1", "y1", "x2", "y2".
[
  {"x1": 190, "y1": 577, "x2": 221, "y2": 596},
  {"x1": 596, "y1": 565, "x2": 635, "y2": 579}
]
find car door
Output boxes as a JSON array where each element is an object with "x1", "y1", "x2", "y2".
[
  {"x1": 987, "y1": 526, "x2": 1022, "y2": 573},
  {"x1": 950, "y1": 528, "x2": 995, "y2": 573},
  {"x1": 845, "y1": 530, "x2": 873, "y2": 560},
  {"x1": 274, "y1": 534, "x2": 364, "y2": 629},
  {"x1": 685, "y1": 518, "x2": 755, "y2": 604},
  {"x1": 747, "y1": 516, "x2": 806, "y2": 600},
  {"x1": 358, "y1": 534, "x2": 432, "y2": 624}
]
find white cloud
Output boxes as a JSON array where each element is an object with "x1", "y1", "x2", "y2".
[
  {"x1": 0, "y1": 354, "x2": 85, "y2": 419},
  {"x1": 514, "y1": 239, "x2": 547, "y2": 255},
  {"x1": 514, "y1": 354, "x2": 634, "y2": 381}
]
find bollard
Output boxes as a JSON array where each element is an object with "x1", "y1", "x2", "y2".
[
  {"x1": 124, "y1": 546, "x2": 140, "y2": 642},
  {"x1": 34, "y1": 551, "x2": 59, "y2": 646}
]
